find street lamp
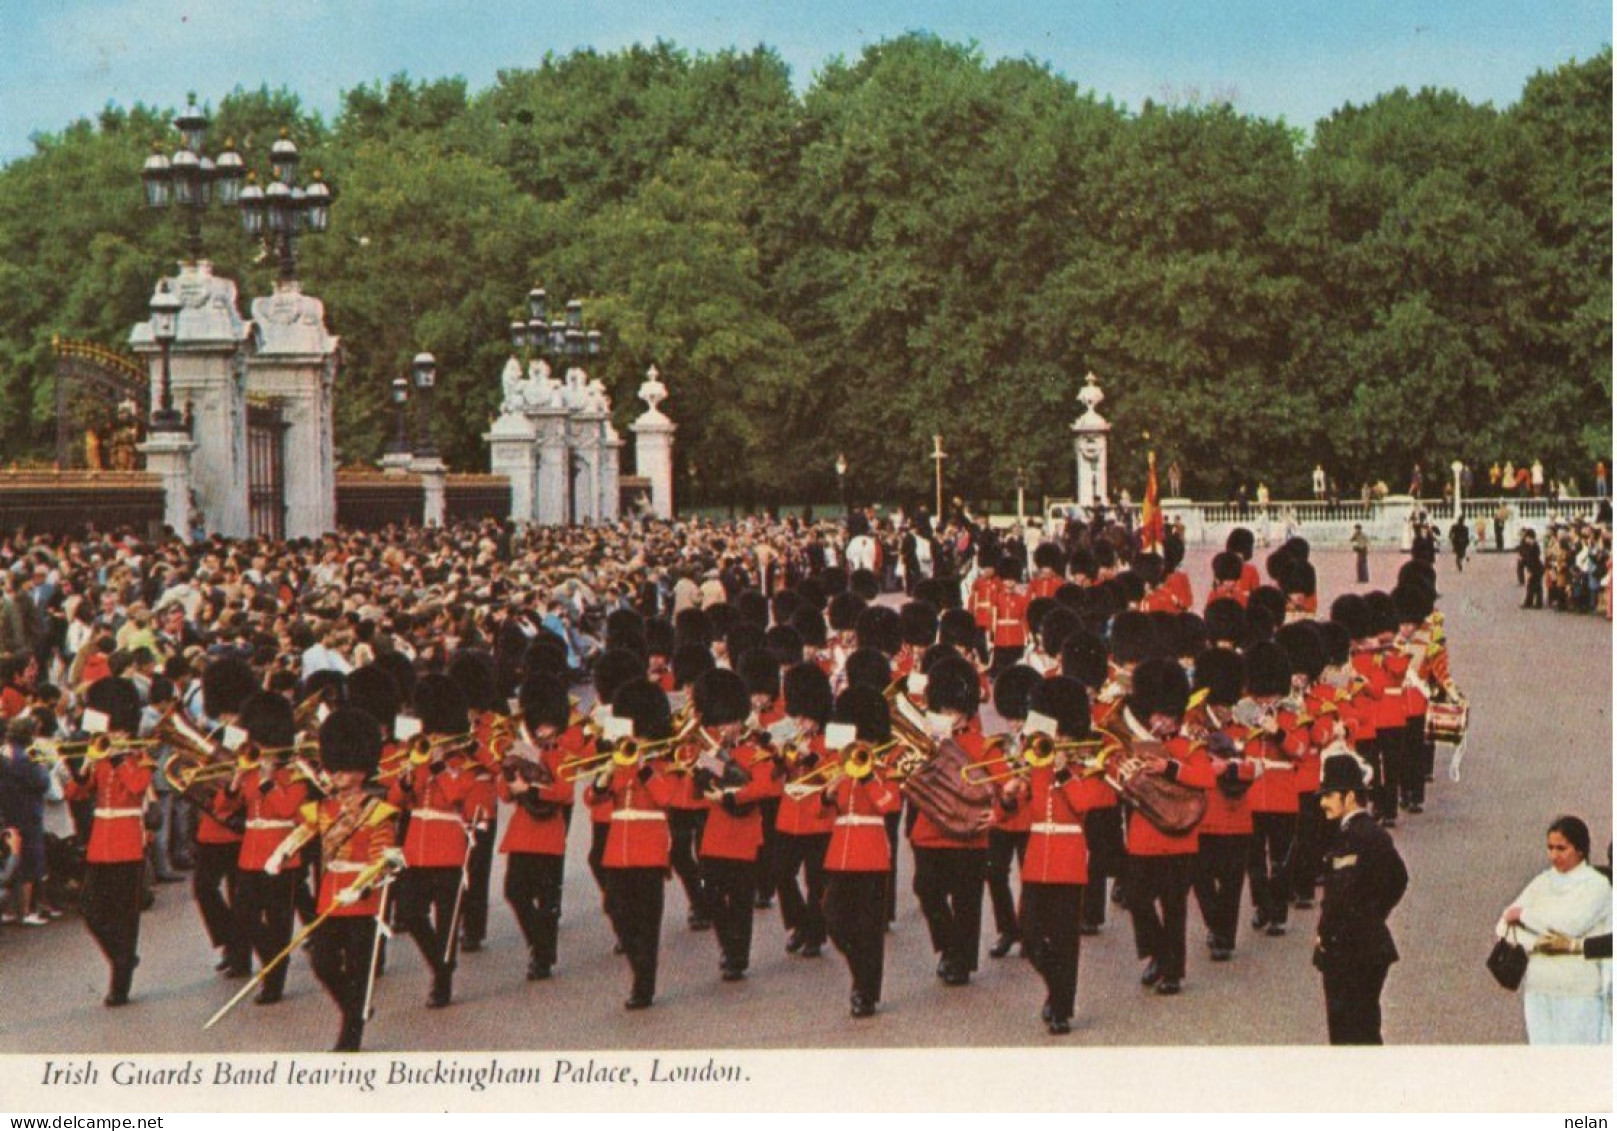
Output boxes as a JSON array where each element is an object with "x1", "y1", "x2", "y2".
[
  {"x1": 508, "y1": 285, "x2": 605, "y2": 375},
  {"x1": 148, "y1": 280, "x2": 183, "y2": 432},
  {"x1": 238, "y1": 128, "x2": 333, "y2": 282},
  {"x1": 411, "y1": 352, "x2": 438, "y2": 459},
  {"x1": 1452, "y1": 459, "x2": 1465, "y2": 522},
  {"x1": 388, "y1": 377, "x2": 410, "y2": 456},
  {"x1": 141, "y1": 93, "x2": 245, "y2": 263},
  {"x1": 1014, "y1": 466, "x2": 1029, "y2": 527},
  {"x1": 835, "y1": 452, "x2": 848, "y2": 518}
]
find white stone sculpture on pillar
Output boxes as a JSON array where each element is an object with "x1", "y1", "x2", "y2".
[
  {"x1": 630, "y1": 365, "x2": 676, "y2": 520},
  {"x1": 247, "y1": 279, "x2": 340, "y2": 538},
  {"x1": 1070, "y1": 371, "x2": 1111, "y2": 514},
  {"x1": 129, "y1": 262, "x2": 253, "y2": 539}
]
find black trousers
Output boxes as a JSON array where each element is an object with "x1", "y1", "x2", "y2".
[
  {"x1": 774, "y1": 831, "x2": 830, "y2": 947},
  {"x1": 668, "y1": 808, "x2": 709, "y2": 919},
  {"x1": 1291, "y1": 797, "x2": 1326, "y2": 904},
  {"x1": 604, "y1": 867, "x2": 664, "y2": 1000},
  {"x1": 82, "y1": 861, "x2": 143, "y2": 988},
  {"x1": 912, "y1": 846, "x2": 987, "y2": 974},
  {"x1": 1192, "y1": 832, "x2": 1250, "y2": 949},
  {"x1": 1400, "y1": 718, "x2": 1431, "y2": 807},
  {"x1": 1247, "y1": 812, "x2": 1296, "y2": 927},
  {"x1": 1372, "y1": 729, "x2": 1404, "y2": 819},
  {"x1": 1321, "y1": 959, "x2": 1391, "y2": 1044},
  {"x1": 884, "y1": 810, "x2": 902, "y2": 922},
  {"x1": 396, "y1": 865, "x2": 460, "y2": 978},
  {"x1": 753, "y1": 798, "x2": 781, "y2": 905},
  {"x1": 700, "y1": 856, "x2": 756, "y2": 970},
  {"x1": 587, "y1": 820, "x2": 610, "y2": 899},
  {"x1": 193, "y1": 841, "x2": 247, "y2": 967},
  {"x1": 234, "y1": 870, "x2": 296, "y2": 997},
  {"x1": 825, "y1": 871, "x2": 887, "y2": 1004},
  {"x1": 1021, "y1": 882, "x2": 1083, "y2": 1022},
  {"x1": 310, "y1": 915, "x2": 376, "y2": 1025},
  {"x1": 291, "y1": 859, "x2": 317, "y2": 926},
  {"x1": 1080, "y1": 807, "x2": 1124, "y2": 929},
  {"x1": 1358, "y1": 735, "x2": 1391, "y2": 821},
  {"x1": 1127, "y1": 852, "x2": 1194, "y2": 982},
  {"x1": 504, "y1": 852, "x2": 565, "y2": 968},
  {"x1": 986, "y1": 828, "x2": 1029, "y2": 937},
  {"x1": 462, "y1": 817, "x2": 497, "y2": 945}
]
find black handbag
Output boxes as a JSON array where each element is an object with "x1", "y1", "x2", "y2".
[{"x1": 1487, "y1": 925, "x2": 1530, "y2": 991}]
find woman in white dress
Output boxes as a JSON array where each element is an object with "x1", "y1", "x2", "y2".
[{"x1": 1498, "y1": 815, "x2": 1612, "y2": 1044}]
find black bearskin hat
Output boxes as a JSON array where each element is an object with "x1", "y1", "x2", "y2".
[
  {"x1": 1027, "y1": 676, "x2": 1092, "y2": 741},
  {"x1": 693, "y1": 668, "x2": 750, "y2": 727},
  {"x1": 827, "y1": 591, "x2": 867, "y2": 634},
  {"x1": 202, "y1": 656, "x2": 257, "y2": 720},
  {"x1": 414, "y1": 674, "x2": 469, "y2": 736},
  {"x1": 346, "y1": 664, "x2": 400, "y2": 734},
  {"x1": 831, "y1": 685, "x2": 891, "y2": 745},
  {"x1": 670, "y1": 643, "x2": 715, "y2": 691},
  {"x1": 594, "y1": 647, "x2": 649, "y2": 704},
  {"x1": 737, "y1": 648, "x2": 782, "y2": 700},
  {"x1": 1127, "y1": 658, "x2": 1191, "y2": 722},
  {"x1": 239, "y1": 690, "x2": 296, "y2": 750},
  {"x1": 783, "y1": 662, "x2": 834, "y2": 727},
  {"x1": 992, "y1": 663, "x2": 1042, "y2": 723},
  {"x1": 925, "y1": 654, "x2": 981, "y2": 717},
  {"x1": 611, "y1": 679, "x2": 672, "y2": 742},
  {"x1": 843, "y1": 647, "x2": 892, "y2": 693},
  {"x1": 899, "y1": 600, "x2": 940, "y2": 648},
  {"x1": 1193, "y1": 647, "x2": 1245, "y2": 708},
  {"x1": 447, "y1": 650, "x2": 499, "y2": 713},
  {"x1": 319, "y1": 707, "x2": 383, "y2": 774},
  {"x1": 1244, "y1": 640, "x2": 1292, "y2": 698},
  {"x1": 1060, "y1": 629, "x2": 1109, "y2": 690},
  {"x1": 1275, "y1": 621, "x2": 1326, "y2": 682},
  {"x1": 86, "y1": 676, "x2": 142, "y2": 736},
  {"x1": 855, "y1": 605, "x2": 902, "y2": 657},
  {"x1": 519, "y1": 671, "x2": 571, "y2": 734}
]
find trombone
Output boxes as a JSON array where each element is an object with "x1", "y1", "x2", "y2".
[
  {"x1": 376, "y1": 731, "x2": 479, "y2": 783},
  {"x1": 782, "y1": 739, "x2": 894, "y2": 800},
  {"x1": 959, "y1": 734, "x2": 1109, "y2": 786},
  {"x1": 28, "y1": 735, "x2": 152, "y2": 765}
]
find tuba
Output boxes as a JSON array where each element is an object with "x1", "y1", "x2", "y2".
[{"x1": 1093, "y1": 702, "x2": 1207, "y2": 837}]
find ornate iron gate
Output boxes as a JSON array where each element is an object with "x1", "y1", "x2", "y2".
[
  {"x1": 52, "y1": 337, "x2": 148, "y2": 469},
  {"x1": 246, "y1": 401, "x2": 288, "y2": 540}
]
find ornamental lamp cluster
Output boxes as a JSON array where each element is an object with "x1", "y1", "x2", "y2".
[{"x1": 509, "y1": 287, "x2": 603, "y2": 369}]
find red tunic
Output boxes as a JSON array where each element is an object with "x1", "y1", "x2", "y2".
[
  {"x1": 591, "y1": 764, "x2": 676, "y2": 869},
  {"x1": 66, "y1": 756, "x2": 151, "y2": 864},
  {"x1": 989, "y1": 734, "x2": 1034, "y2": 833},
  {"x1": 237, "y1": 769, "x2": 308, "y2": 872},
  {"x1": 1027, "y1": 573, "x2": 1063, "y2": 601},
  {"x1": 909, "y1": 723, "x2": 991, "y2": 851},
  {"x1": 991, "y1": 586, "x2": 1030, "y2": 649},
  {"x1": 699, "y1": 743, "x2": 782, "y2": 861},
  {"x1": 1123, "y1": 730, "x2": 1214, "y2": 857},
  {"x1": 1242, "y1": 700, "x2": 1304, "y2": 816},
  {"x1": 497, "y1": 740, "x2": 574, "y2": 856},
  {"x1": 969, "y1": 575, "x2": 1000, "y2": 631},
  {"x1": 776, "y1": 734, "x2": 836, "y2": 836},
  {"x1": 822, "y1": 775, "x2": 901, "y2": 872},
  {"x1": 1020, "y1": 765, "x2": 1090, "y2": 884},
  {"x1": 1192, "y1": 710, "x2": 1255, "y2": 836},
  {"x1": 300, "y1": 798, "x2": 399, "y2": 917},
  {"x1": 390, "y1": 761, "x2": 472, "y2": 868}
]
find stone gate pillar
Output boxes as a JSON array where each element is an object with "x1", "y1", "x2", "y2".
[
  {"x1": 1071, "y1": 371, "x2": 1111, "y2": 512},
  {"x1": 247, "y1": 280, "x2": 339, "y2": 538},
  {"x1": 130, "y1": 262, "x2": 252, "y2": 539},
  {"x1": 631, "y1": 366, "x2": 676, "y2": 520}
]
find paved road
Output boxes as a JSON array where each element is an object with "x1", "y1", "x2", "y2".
[{"x1": 0, "y1": 547, "x2": 1607, "y2": 1053}]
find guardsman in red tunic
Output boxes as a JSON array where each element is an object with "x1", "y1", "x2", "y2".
[
  {"x1": 498, "y1": 672, "x2": 577, "y2": 981},
  {"x1": 893, "y1": 600, "x2": 939, "y2": 685},
  {"x1": 1227, "y1": 527, "x2": 1263, "y2": 602},
  {"x1": 909, "y1": 653, "x2": 995, "y2": 985},
  {"x1": 589, "y1": 648, "x2": 652, "y2": 919},
  {"x1": 1206, "y1": 551, "x2": 1249, "y2": 610},
  {"x1": 985, "y1": 665, "x2": 1040, "y2": 959},
  {"x1": 692, "y1": 668, "x2": 782, "y2": 981},
  {"x1": 1027, "y1": 542, "x2": 1067, "y2": 601},
  {"x1": 1363, "y1": 591, "x2": 1412, "y2": 826},
  {"x1": 968, "y1": 559, "x2": 999, "y2": 637},
  {"x1": 738, "y1": 648, "x2": 786, "y2": 911},
  {"x1": 773, "y1": 662, "x2": 836, "y2": 958},
  {"x1": 1277, "y1": 622, "x2": 1338, "y2": 911},
  {"x1": 587, "y1": 679, "x2": 678, "y2": 1010},
  {"x1": 265, "y1": 708, "x2": 401, "y2": 1052},
  {"x1": 67, "y1": 677, "x2": 152, "y2": 1007},
  {"x1": 1121, "y1": 658, "x2": 1215, "y2": 996},
  {"x1": 1187, "y1": 648, "x2": 1256, "y2": 962},
  {"x1": 1241, "y1": 641, "x2": 1305, "y2": 938},
  {"x1": 229, "y1": 692, "x2": 308, "y2": 1006},
  {"x1": 828, "y1": 591, "x2": 867, "y2": 693},
  {"x1": 819, "y1": 686, "x2": 902, "y2": 1017},
  {"x1": 1013, "y1": 677, "x2": 1096, "y2": 1034},
  {"x1": 1160, "y1": 541, "x2": 1196, "y2": 614},
  {"x1": 1393, "y1": 579, "x2": 1440, "y2": 815},
  {"x1": 448, "y1": 652, "x2": 502, "y2": 955},
  {"x1": 990, "y1": 555, "x2": 1031, "y2": 678},
  {"x1": 388, "y1": 674, "x2": 474, "y2": 1008},
  {"x1": 193, "y1": 658, "x2": 256, "y2": 978}
]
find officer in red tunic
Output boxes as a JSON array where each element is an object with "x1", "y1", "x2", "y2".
[
  {"x1": 820, "y1": 685, "x2": 902, "y2": 1017},
  {"x1": 587, "y1": 678, "x2": 678, "y2": 1010},
  {"x1": 498, "y1": 672, "x2": 577, "y2": 981},
  {"x1": 773, "y1": 661, "x2": 836, "y2": 958},
  {"x1": 228, "y1": 692, "x2": 308, "y2": 1006},
  {"x1": 66, "y1": 677, "x2": 152, "y2": 1006},
  {"x1": 985, "y1": 664, "x2": 1040, "y2": 959},
  {"x1": 1013, "y1": 676, "x2": 1094, "y2": 1034},
  {"x1": 1121, "y1": 658, "x2": 1215, "y2": 996},
  {"x1": 909, "y1": 653, "x2": 995, "y2": 985},
  {"x1": 388, "y1": 674, "x2": 474, "y2": 1008},
  {"x1": 264, "y1": 707, "x2": 401, "y2": 1052},
  {"x1": 1187, "y1": 648, "x2": 1256, "y2": 960},
  {"x1": 692, "y1": 668, "x2": 781, "y2": 981},
  {"x1": 448, "y1": 652, "x2": 502, "y2": 954}
]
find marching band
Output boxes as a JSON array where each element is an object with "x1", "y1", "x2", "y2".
[{"x1": 29, "y1": 524, "x2": 1465, "y2": 1051}]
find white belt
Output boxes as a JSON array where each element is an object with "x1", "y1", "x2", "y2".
[
  {"x1": 1260, "y1": 760, "x2": 1296, "y2": 772},
  {"x1": 94, "y1": 808, "x2": 143, "y2": 820},
  {"x1": 410, "y1": 807, "x2": 464, "y2": 823},
  {"x1": 835, "y1": 815, "x2": 885, "y2": 828},
  {"x1": 327, "y1": 861, "x2": 369, "y2": 874},
  {"x1": 1031, "y1": 822, "x2": 1084, "y2": 835},
  {"x1": 246, "y1": 819, "x2": 294, "y2": 831},
  {"x1": 611, "y1": 810, "x2": 667, "y2": 823}
]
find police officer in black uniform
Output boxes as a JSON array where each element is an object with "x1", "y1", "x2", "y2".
[{"x1": 1313, "y1": 751, "x2": 1409, "y2": 1045}]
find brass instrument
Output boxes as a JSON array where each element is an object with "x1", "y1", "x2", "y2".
[
  {"x1": 959, "y1": 733, "x2": 1108, "y2": 786},
  {"x1": 375, "y1": 731, "x2": 478, "y2": 783},
  {"x1": 882, "y1": 676, "x2": 937, "y2": 765},
  {"x1": 292, "y1": 689, "x2": 328, "y2": 734},
  {"x1": 780, "y1": 739, "x2": 895, "y2": 800},
  {"x1": 558, "y1": 707, "x2": 699, "y2": 782}
]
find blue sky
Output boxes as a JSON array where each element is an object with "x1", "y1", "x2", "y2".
[{"x1": 1, "y1": 0, "x2": 1609, "y2": 164}]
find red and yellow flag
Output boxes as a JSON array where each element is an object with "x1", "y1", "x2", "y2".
[{"x1": 1141, "y1": 450, "x2": 1164, "y2": 551}]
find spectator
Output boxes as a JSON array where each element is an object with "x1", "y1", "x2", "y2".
[
  {"x1": 0, "y1": 715, "x2": 49, "y2": 926},
  {"x1": 1519, "y1": 530, "x2": 1545, "y2": 609},
  {"x1": 1494, "y1": 502, "x2": 1512, "y2": 553},
  {"x1": 1350, "y1": 524, "x2": 1371, "y2": 584},
  {"x1": 1449, "y1": 518, "x2": 1471, "y2": 573}
]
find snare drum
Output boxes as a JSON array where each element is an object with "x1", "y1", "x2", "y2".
[{"x1": 1424, "y1": 701, "x2": 1468, "y2": 744}]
